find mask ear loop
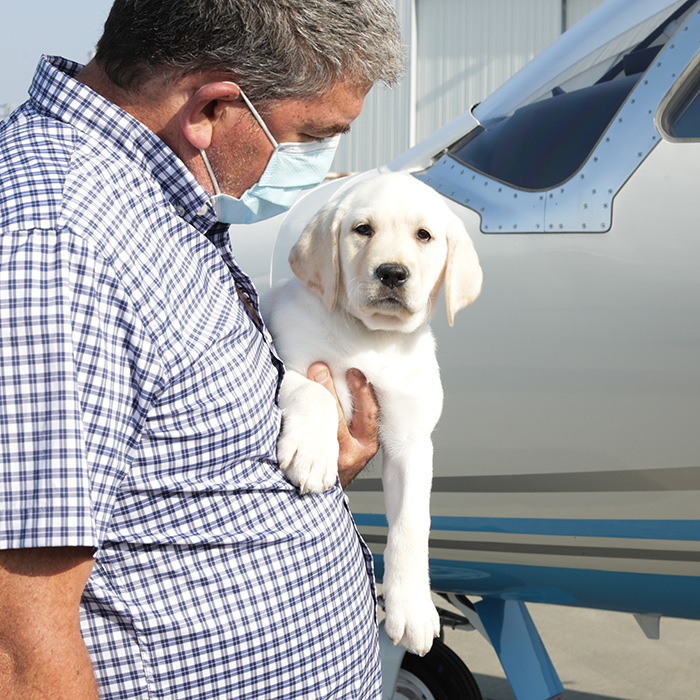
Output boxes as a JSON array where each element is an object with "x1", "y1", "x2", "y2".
[
  {"x1": 200, "y1": 149, "x2": 222, "y2": 195},
  {"x1": 199, "y1": 85, "x2": 277, "y2": 200},
  {"x1": 238, "y1": 89, "x2": 279, "y2": 148}
]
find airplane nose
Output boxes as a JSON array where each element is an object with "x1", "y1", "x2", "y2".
[{"x1": 375, "y1": 263, "x2": 409, "y2": 289}]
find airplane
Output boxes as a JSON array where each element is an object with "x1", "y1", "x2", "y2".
[{"x1": 228, "y1": 0, "x2": 700, "y2": 698}]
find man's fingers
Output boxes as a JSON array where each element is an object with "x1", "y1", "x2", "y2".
[
  {"x1": 307, "y1": 363, "x2": 380, "y2": 488},
  {"x1": 345, "y1": 368, "x2": 379, "y2": 447},
  {"x1": 307, "y1": 362, "x2": 333, "y2": 388},
  {"x1": 308, "y1": 362, "x2": 343, "y2": 418}
]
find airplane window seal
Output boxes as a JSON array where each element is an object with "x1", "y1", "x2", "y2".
[{"x1": 658, "y1": 52, "x2": 700, "y2": 141}]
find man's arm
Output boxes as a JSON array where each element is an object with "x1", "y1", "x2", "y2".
[
  {"x1": 0, "y1": 547, "x2": 97, "y2": 699},
  {"x1": 307, "y1": 363, "x2": 380, "y2": 488}
]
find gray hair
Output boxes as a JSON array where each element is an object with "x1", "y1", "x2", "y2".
[{"x1": 95, "y1": 0, "x2": 405, "y2": 101}]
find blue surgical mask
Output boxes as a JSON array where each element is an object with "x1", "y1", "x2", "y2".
[{"x1": 200, "y1": 88, "x2": 340, "y2": 224}]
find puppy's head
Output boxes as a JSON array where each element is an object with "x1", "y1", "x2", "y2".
[{"x1": 289, "y1": 173, "x2": 482, "y2": 332}]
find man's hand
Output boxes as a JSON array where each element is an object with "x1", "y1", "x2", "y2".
[
  {"x1": 0, "y1": 547, "x2": 97, "y2": 699},
  {"x1": 307, "y1": 363, "x2": 379, "y2": 488}
]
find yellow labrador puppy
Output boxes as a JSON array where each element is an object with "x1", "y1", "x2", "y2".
[{"x1": 262, "y1": 173, "x2": 482, "y2": 655}]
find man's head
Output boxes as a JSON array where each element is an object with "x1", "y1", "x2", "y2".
[
  {"x1": 84, "y1": 0, "x2": 404, "y2": 201},
  {"x1": 94, "y1": 0, "x2": 404, "y2": 103}
]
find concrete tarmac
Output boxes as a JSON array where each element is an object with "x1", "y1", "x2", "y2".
[{"x1": 436, "y1": 597, "x2": 700, "y2": 700}]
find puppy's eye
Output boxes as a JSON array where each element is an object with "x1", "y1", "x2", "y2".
[
  {"x1": 354, "y1": 223, "x2": 373, "y2": 237},
  {"x1": 417, "y1": 229, "x2": 432, "y2": 242}
]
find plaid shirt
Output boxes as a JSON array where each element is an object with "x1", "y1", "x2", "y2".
[{"x1": 0, "y1": 55, "x2": 380, "y2": 699}]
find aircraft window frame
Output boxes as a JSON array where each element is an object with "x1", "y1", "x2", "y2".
[
  {"x1": 657, "y1": 49, "x2": 700, "y2": 141},
  {"x1": 448, "y1": 0, "x2": 697, "y2": 192},
  {"x1": 416, "y1": 0, "x2": 700, "y2": 234},
  {"x1": 448, "y1": 73, "x2": 644, "y2": 192}
]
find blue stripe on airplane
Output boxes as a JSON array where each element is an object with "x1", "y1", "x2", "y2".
[
  {"x1": 371, "y1": 556, "x2": 700, "y2": 619},
  {"x1": 353, "y1": 513, "x2": 700, "y2": 541}
]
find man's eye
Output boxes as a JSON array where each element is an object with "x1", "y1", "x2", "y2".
[
  {"x1": 354, "y1": 224, "x2": 373, "y2": 236},
  {"x1": 306, "y1": 132, "x2": 342, "y2": 142},
  {"x1": 417, "y1": 229, "x2": 432, "y2": 241}
]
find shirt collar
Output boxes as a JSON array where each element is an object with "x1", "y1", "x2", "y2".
[{"x1": 29, "y1": 55, "x2": 218, "y2": 232}]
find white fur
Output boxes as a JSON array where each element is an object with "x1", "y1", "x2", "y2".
[{"x1": 261, "y1": 173, "x2": 482, "y2": 655}]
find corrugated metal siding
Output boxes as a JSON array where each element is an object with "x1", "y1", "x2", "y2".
[
  {"x1": 566, "y1": 0, "x2": 607, "y2": 29},
  {"x1": 415, "y1": 0, "x2": 561, "y2": 143},
  {"x1": 331, "y1": 0, "x2": 607, "y2": 174}
]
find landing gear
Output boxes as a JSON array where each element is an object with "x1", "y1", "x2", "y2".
[{"x1": 392, "y1": 638, "x2": 483, "y2": 700}]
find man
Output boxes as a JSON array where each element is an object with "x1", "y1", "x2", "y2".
[{"x1": 0, "y1": 1, "x2": 404, "y2": 697}]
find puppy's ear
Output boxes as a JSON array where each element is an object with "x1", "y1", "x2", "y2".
[
  {"x1": 444, "y1": 215, "x2": 483, "y2": 326},
  {"x1": 289, "y1": 203, "x2": 344, "y2": 311}
]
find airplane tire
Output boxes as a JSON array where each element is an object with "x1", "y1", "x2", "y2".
[{"x1": 392, "y1": 638, "x2": 484, "y2": 700}]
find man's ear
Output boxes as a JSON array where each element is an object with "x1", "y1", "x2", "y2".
[{"x1": 180, "y1": 81, "x2": 242, "y2": 150}]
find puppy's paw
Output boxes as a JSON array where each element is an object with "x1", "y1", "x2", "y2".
[
  {"x1": 277, "y1": 409, "x2": 339, "y2": 494},
  {"x1": 383, "y1": 590, "x2": 440, "y2": 656}
]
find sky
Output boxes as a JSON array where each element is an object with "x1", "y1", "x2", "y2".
[{"x1": 1, "y1": 1, "x2": 114, "y2": 106}]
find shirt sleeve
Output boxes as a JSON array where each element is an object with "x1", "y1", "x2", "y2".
[{"x1": 0, "y1": 226, "x2": 160, "y2": 550}]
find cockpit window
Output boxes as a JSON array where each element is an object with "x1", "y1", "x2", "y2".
[
  {"x1": 448, "y1": 0, "x2": 696, "y2": 190},
  {"x1": 659, "y1": 55, "x2": 700, "y2": 139},
  {"x1": 667, "y1": 81, "x2": 700, "y2": 138}
]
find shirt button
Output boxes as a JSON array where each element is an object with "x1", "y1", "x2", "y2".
[{"x1": 174, "y1": 205, "x2": 186, "y2": 217}]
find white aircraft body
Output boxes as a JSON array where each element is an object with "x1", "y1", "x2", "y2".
[{"x1": 230, "y1": 1, "x2": 700, "y2": 697}]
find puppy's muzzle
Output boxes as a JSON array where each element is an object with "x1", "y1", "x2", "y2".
[{"x1": 375, "y1": 263, "x2": 410, "y2": 289}]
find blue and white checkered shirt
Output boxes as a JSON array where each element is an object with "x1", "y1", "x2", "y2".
[{"x1": 0, "y1": 55, "x2": 380, "y2": 699}]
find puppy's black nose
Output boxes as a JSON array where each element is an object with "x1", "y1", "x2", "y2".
[{"x1": 375, "y1": 263, "x2": 409, "y2": 289}]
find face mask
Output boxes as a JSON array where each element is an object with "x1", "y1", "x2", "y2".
[{"x1": 200, "y1": 88, "x2": 340, "y2": 224}]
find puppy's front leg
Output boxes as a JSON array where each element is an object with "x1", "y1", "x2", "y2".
[
  {"x1": 277, "y1": 370, "x2": 340, "y2": 493},
  {"x1": 381, "y1": 432, "x2": 440, "y2": 655}
]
